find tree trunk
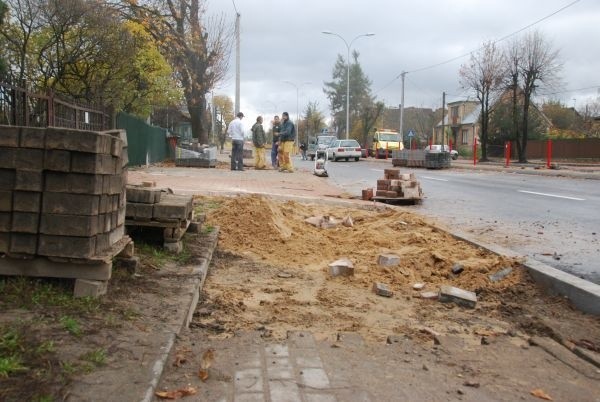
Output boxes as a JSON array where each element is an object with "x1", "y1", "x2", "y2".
[
  {"x1": 479, "y1": 93, "x2": 489, "y2": 162},
  {"x1": 511, "y1": 82, "x2": 523, "y2": 161},
  {"x1": 187, "y1": 95, "x2": 208, "y2": 143}
]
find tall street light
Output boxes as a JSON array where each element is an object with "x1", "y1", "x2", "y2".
[
  {"x1": 283, "y1": 80, "x2": 311, "y2": 135},
  {"x1": 322, "y1": 31, "x2": 375, "y2": 139}
]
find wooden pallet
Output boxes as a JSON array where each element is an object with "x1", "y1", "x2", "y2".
[{"x1": 372, "y1": 196, "x2": 421, "y2": 205}]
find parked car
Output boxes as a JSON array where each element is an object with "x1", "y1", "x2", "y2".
[
  {"x1": 327, "y1": 139, "x2": 362, "y2": 161},
  {"x1": 308, "y1": 135, "x2": 337, "y2": 160},
  {"x1": 424, "y1": 144, "x2": 459, "y2": 160}
]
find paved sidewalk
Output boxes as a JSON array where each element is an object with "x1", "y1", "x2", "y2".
[{"x1": 450, "y1": 159, "x2": 600, "y2": 180}]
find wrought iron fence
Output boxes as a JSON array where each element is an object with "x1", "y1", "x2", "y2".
[{"x1": 0, "y1": 81, "x2": 112, "y2": 130}]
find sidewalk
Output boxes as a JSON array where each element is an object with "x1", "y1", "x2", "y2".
[{"x1": 450, "y1": 158, "x2": 600, "y2": 180}]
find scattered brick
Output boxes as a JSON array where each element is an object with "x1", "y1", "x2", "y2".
[
  {"x1": 439, "y1": 285, "x2": 477, "y2": 308},
  {"x1": 373, "y1": 282, "x2": 393, "y2": 297}
]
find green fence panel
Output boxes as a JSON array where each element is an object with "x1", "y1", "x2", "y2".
[{"x1": 116, "y1": 112, "x2": 170, "y2": 166}]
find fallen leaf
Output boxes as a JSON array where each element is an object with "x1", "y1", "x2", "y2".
[
  {"x1": 531, "y1": 388, "x2": 553, "y2": 400},
  {"x1": 200, "y1": 349, "x2": 215, "y2": 370},
  {"x1": 198, "y1": 368, "x2": 209, "y2": 381},
  {"x1": 173, "y1": 353, "x2": 187, "y2": 367},
  {"x1": 155, "y1": 386, "x2": 198, "y2": 400}
]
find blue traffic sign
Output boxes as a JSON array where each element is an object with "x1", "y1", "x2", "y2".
[{"x1": 407, "y1": 130, "x2": 415, "y2": 137}]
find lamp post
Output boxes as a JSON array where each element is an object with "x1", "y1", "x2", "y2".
[
  {"x1": 283, "y1": 80, "x2": 311, "y2": 134},
  {"x1": 322, "y1": 31, "x2": 375, "y2": 139}
]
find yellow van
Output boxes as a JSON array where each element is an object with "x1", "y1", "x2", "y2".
[{"x1": 370, "y1": 129, "x2": 403, "y2": 158}]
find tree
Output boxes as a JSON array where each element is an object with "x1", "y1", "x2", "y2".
[
  {"x1": 0, "y1": 0, "x2": 8, "y2": 77},
  {"x1": 122, "y1": 0, "x2": 232, "y2": 144},
  {"x1": 212, "y1": 94, "x2": 233, "y2": 149},
  {"x1": 323, "y1": 50, "x2": 373, "y2": 138},
  {"x1": 357, "y1": 101, "x2": 384, "y2": 147},
  {"x1": 515, "y1": 31, "x2": 561, "y2": 162},
  {"x1": 459, "y1": 41, "x2": 505, "y2": 161},
  {"x1": 298, "y1": 101, "x2": 325, "y2": 144}
]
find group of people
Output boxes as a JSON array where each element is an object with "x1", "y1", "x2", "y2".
[{"x1": 227, "y1": 111, "x2": 296, "y2": 172}]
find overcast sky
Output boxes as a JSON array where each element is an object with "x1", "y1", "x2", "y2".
[{"x1": 210, "y1": 0, "x2": 599, "y2": 127}]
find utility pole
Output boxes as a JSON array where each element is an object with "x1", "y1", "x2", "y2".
[
  {"x1": 399, "y1": 71, "x2": 406, "y2": 144},
  {"x1": 234, "y1": 12, "x2": 241, "y2": 115},
  {"x1": 441, "y1": 91, "x2": 446, "y2": 147}
]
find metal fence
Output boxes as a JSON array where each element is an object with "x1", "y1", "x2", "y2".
[{"x1": 0, "y1": 81, "x2": 112, "y2": 131}]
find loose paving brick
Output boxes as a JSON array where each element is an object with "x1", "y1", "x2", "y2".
[
  {"x1": 377, "y1": 253, "x2": 400, "y2": 267},
  {"x1": 373, "y1": 282, "x2": 394, "y2": 297},
  {"x1": 328, "y1": 258, "x2": 354, "y2": 277},
  {"x1": 38, "y1": 234, "x2": 97, "y2": 259},
  {"x1": 439, "y1": 285, "x2": 477, "y2": 308},
  {"x1": 73, "y1": 278, "x2": 107, "y2": 298}
]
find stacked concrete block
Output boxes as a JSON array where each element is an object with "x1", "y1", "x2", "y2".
[
  {"x1": 372, "y1": 168, "x2": 423, "y2": 201},
  {"x1": 0, "y1": 125, "x2": 128, "y2": 260},
  {"x1": 125, "y1": 185, "x2": 194, "y2": 251}
]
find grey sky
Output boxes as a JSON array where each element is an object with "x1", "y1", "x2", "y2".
[{"x1": 211, "y1": 0, "x2": 599, "y2": 125}]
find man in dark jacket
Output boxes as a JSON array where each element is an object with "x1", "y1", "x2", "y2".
[
  {"x1": 251, "y1": 116, "x2": 267, "y2": 169},
  {"x1": 279, "y1": 112, "x2": 295, "y2": 172},
  {"x1": 271, "y1": 115, "x2": 281, "y2": 168}
]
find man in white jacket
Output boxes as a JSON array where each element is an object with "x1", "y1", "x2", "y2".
[{"x1": 227, "y1": 112, "x2": 245, "y2": 171}]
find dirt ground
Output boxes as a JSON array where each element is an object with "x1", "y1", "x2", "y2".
[
  {"x1": 1, "y1": 194, "x2": 598, "y2": 401},
  {"x1": 197, "y1": 195, "x2": 600, "y2": 345}
]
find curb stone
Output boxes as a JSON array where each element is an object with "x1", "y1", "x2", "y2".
[{"x1": 141, "y1": 228, "x2": 219, "y2": 402}]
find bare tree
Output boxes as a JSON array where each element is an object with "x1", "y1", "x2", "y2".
[
  {"x1": 459, "y1": 41, "x2": 505, "y2": 161},
  {"x1": 517, "y1": 31, "x2": 561, "y2": 162},
  {"x1": 504, "y1": 38, "x2": 522, "y2": 160},
  {"x1": 122, "y1": 0, "x2": 232, "y2": 143}
]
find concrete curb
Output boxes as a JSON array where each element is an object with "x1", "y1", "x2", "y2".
[
  {"x1": 450, "y1": 162, "x2": 600, "y2": 180},
  {"x1": 141, "y1": 228, "x2": 219, "y2": 402}
]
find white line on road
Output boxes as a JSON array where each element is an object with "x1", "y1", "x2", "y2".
[
  {"x1": 371, "y1": 169, "x2": 384, "y2": 172},
  {"x1": 422, "y1": 176, "x2": 449, "y2": 182},
  {"x1": 518, "y1": 190, "x2": 585, "y2": 201}
]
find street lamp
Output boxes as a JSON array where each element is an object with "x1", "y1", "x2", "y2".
[
  {"x1": 282, "y1": 80, "x2": 311, "y2": 133},
  {"x1": 322, "y1": 31, "x2": 375, "y2": 139}
]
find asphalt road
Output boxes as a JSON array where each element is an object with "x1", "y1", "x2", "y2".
[{"x1": 294, "y1": 157, "x2": 600, "y2": 284}]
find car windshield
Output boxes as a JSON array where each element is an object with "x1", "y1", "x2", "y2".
[
  {"x1": 317, "y1": 136, "x2": 336, "y2": 145},
  {"x1": 379, "y1": 133, "x2": 399, "y2": 142},
  {"x1": 340, "y1": 140, "x2": 359, "y2": 147}
]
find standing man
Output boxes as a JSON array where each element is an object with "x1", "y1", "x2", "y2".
[
  {"x1": 271, "y1": 115, "x2": 281, "y2": 168},
  {"x1": 227, "y1": 112, "x2": 245, "y2": 171},
  {"x1": 251, "y1": 116, "x2": 267, "y2": 170},
  {"x1": 279, "y1": 112, "x2": 296, "y2": 172}
]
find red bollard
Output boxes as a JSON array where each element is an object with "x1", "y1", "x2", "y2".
[
  {"x1": 546, "y1": 139, "x2": 552, "y2": 168},
  {"x1": 505, "y1": 141, "x2": 511, "y2": 167},
  {"x1": 429, "y1": 138, "x2": 432, "y2": 150},
  {"x1": 473, "y1": 137, "x2": 477, "y2": 166},
  {"x1": 449, "y1": 138, "x2": 453, "y2": 153}
]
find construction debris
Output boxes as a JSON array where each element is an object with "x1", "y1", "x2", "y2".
[
  {"x1": 368, "y1": 168, "x2": 423, "y2": 204},
  {"x1": 489, "y1": 267, "x2": 513, "y2": 282},
  {"x1": 373, "y1": 282, "x2": 393, "y2": 297},
  {"x1": 439, "y1": 285, "x2": 477, "y2": 308},
  {"x1": 377, "y1": 254, "x2": 401, "y2": 267},
  {"x1": 328, "y1": 258, "x2": 354, "y2": 277}
]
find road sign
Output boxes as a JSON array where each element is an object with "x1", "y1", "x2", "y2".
[{"x1": 407, "y1": 130, "x2": 415, "y2": 138}]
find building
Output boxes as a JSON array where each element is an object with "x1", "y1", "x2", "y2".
[{"x1": 434, "y1": 100, "x2": 479, "y2": 149}]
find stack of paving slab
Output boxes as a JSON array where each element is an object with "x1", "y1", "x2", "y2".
[
  {"x1": 392, "y1": 149, "x2": 426, "y2": 167},
  {"x1": 174, "y1": 145, "x2": 217, "y2": 168},
  {"x1": 0, "y1": 125, "x2": 131, "y2": 295},
  {"x1": 369, "y1": 168, "x2": 423, "y2": 203},
  {"x1": 125, "y1": 185, "x2": 194, "y2": 252}
]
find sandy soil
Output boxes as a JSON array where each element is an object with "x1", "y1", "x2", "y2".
[{"x1": 193, "y1": 195, "x2": 600, "y2": 346}]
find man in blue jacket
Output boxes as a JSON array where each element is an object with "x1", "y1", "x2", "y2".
[{"x1": 278, "y1": 112, "x2": 295, "y2": 172}]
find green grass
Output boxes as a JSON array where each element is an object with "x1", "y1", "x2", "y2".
[
  {"x1": 60, "y1": 316, "x2": 82, "y2": 337},
  {"x1": 194, "y1": 199, "x2": 222, "y2": 215},
  {"x1": 0, "y1": 277, "x2": 100, "y2": 314},
  {"x1": 80, "y1": 348, "x2": 106, "y2": 366},
  {"x1": 0, "y1": 327, "x2": 27, "y2": 378},
  {"x1": 0, "y1": 355, "x2": 27, "y2": 377},
  {"x1": 202, "y1": 224, "x2": 215, "y2": 234}
]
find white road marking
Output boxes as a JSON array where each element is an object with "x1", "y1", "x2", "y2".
[
  {"x1": 371, "y1": 169, "x2": 384, "y2": 172},
  {"x1": 422, "y1": 176, "x2": 449, "y2": 182},
  {"x1": 518, "y1": 190, "x2": 585, "y2": 201}
]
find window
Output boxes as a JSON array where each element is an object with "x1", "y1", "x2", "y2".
[
  {"x1": 461, "y1": 130, "x2": 469, "y2": 144},
  {"x1": 451, "y1": 107, "x2": 459, "y2": 118}
]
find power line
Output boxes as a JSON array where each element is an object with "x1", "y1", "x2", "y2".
[
  {"x1": 374, "y1": 0, "x2": 582, "y2": 94},
  {"x1": 537, "y1": 85, "x2": 600, "y2": 96},
  {"x1": 231, "y1": 0, "x2": 238, "y2": 14}
]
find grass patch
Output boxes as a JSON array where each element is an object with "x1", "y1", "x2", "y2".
[
  {"x1": 137, "y1": 241, "x2": 192, "y2": 266},
  {"x1": 202, "y1": 224, "x2": 215, "y2": 234},
  {"x1": 194, "y1": 199, "x2": 222, "y2": 215},
  {"x1": 60, "y1": 316, "x2": 82, "y2": 337},
  {"x1": 0, "y1": 277, "x2": 100, "y2": 314},
  {"x1": 80, "y1": 348, "x2": 107, "y2": 366}
]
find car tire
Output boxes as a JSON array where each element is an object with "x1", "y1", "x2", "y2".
[
  {"x1": 354, "y1": 157, "x2": 359, "y2": 161},
  {"x1": 345, "y1": 157, "x2": 349, "y2": 161},
  {"x1": 310, "y1": 155, "x2": 315, "y2": 161}
]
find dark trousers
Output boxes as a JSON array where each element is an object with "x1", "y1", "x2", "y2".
[
  {"x1": 271, "y1": 143, "x2": 279, "y2": 167},
  {"x1": 231, "y1": 140, "x2": 244, "y2": 170}
]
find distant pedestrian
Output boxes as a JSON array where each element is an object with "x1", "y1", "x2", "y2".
[
  {"x1": 271, "y1": 115, "x2": 281, "y2": 168},
  {"x1": 300, "y1": 142, "x2": 307, "y2": 160},
  {"x1": 279, "y1": 112, "x2": 296, "y2": 172},
  {"x1": 252, "y1": 116, "x2": 267, "y2": 170},
  {"x1": 227, "y1": 112, "x2": 245, "y2": 171}
]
